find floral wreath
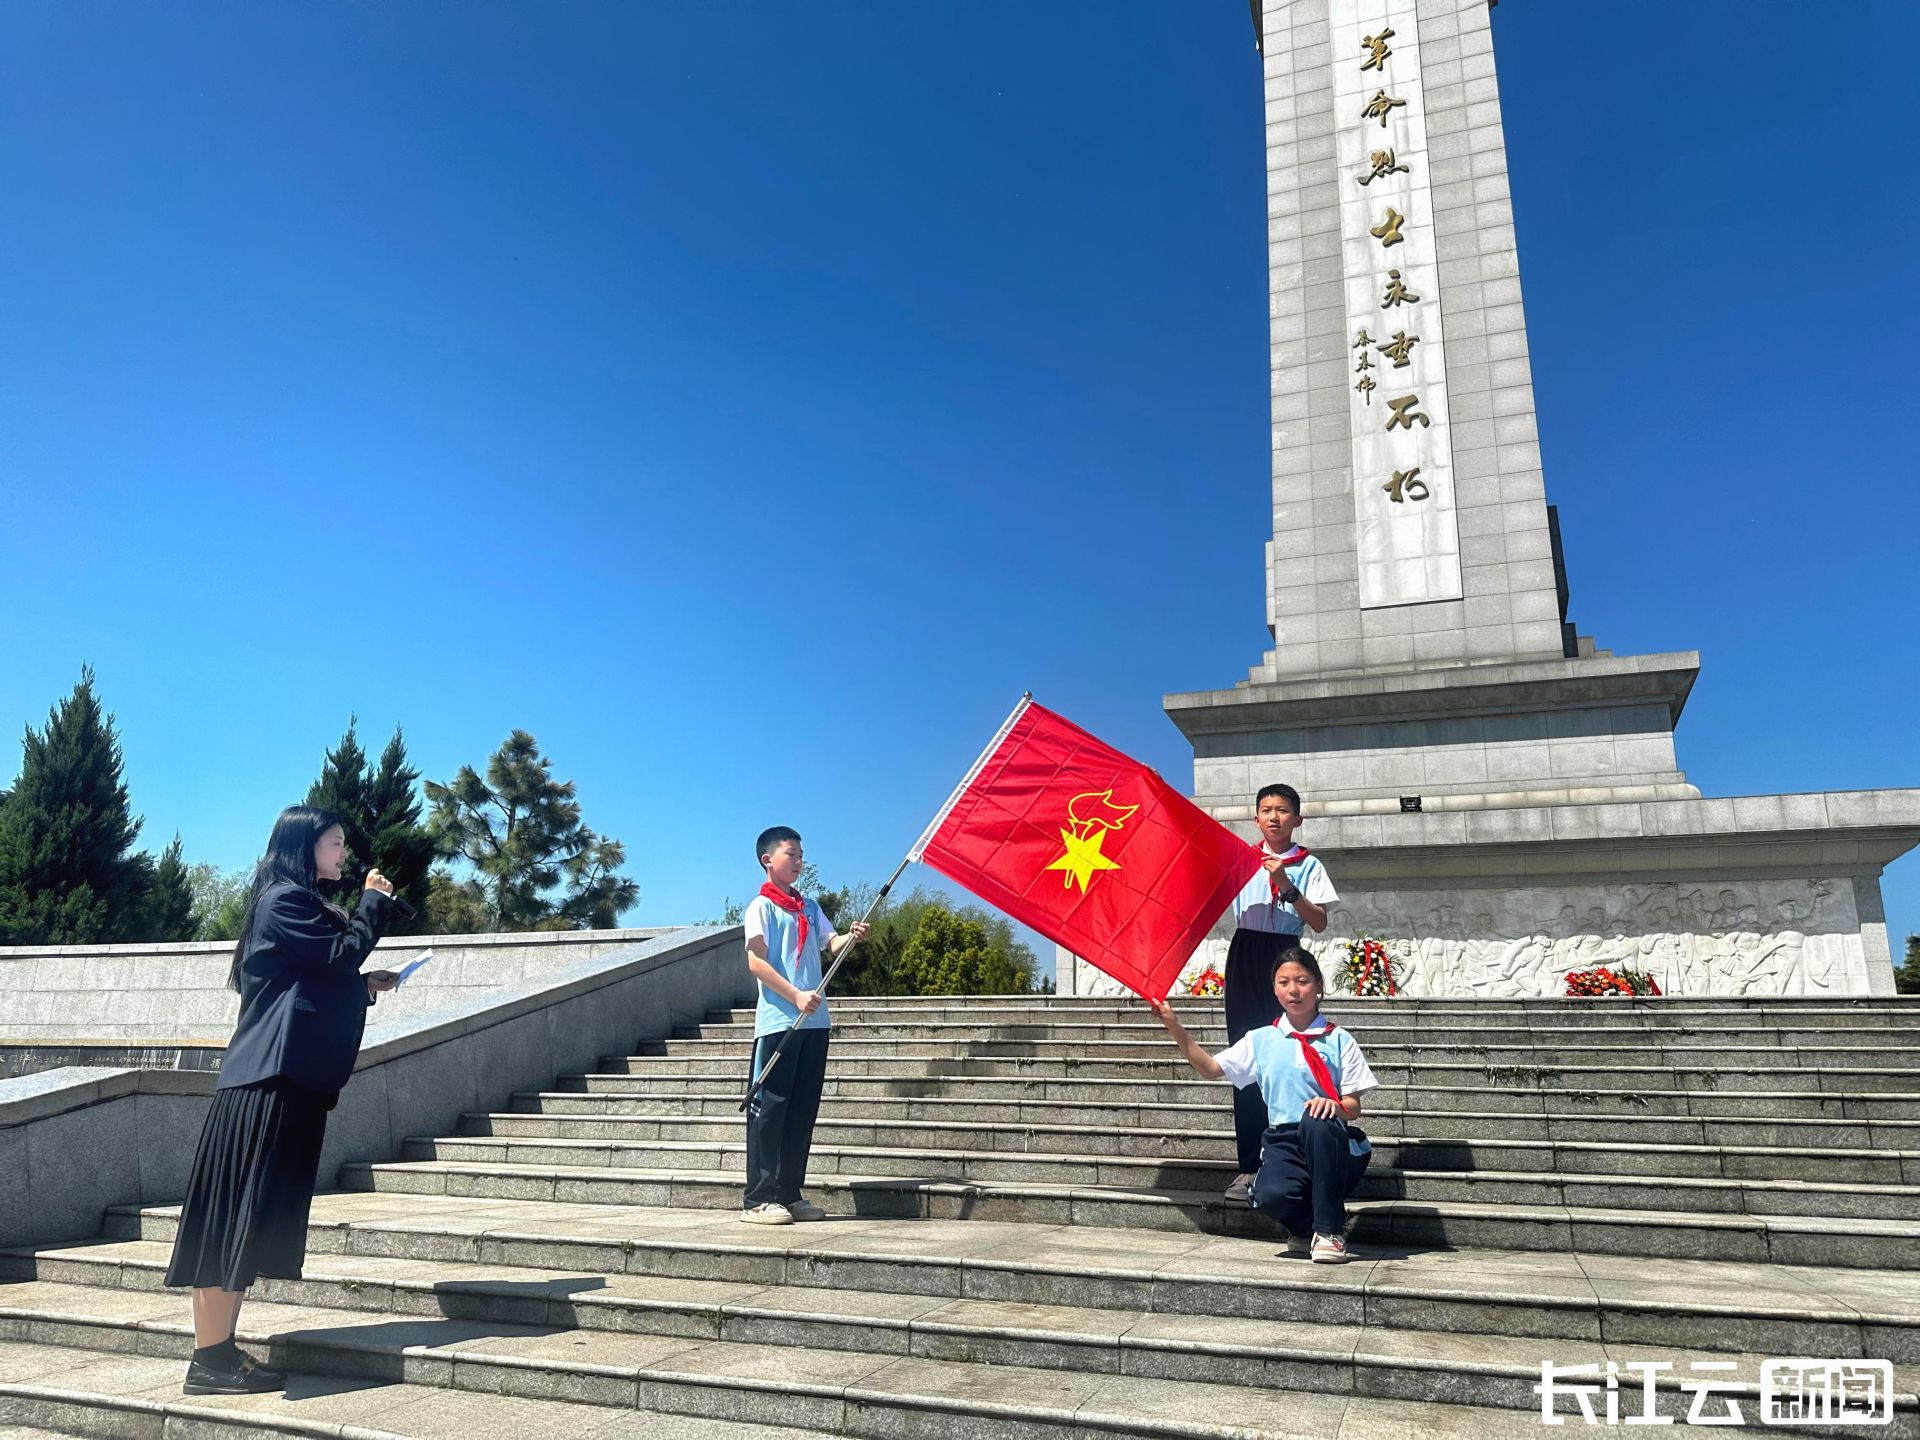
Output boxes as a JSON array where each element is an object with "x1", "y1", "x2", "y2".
[
  {"x1": 1334, "y1": 935, "x2": 1398, "y2": 997},
  {"x1": 1566, "y1": 966, "x2": 1661, "y2": 997}
]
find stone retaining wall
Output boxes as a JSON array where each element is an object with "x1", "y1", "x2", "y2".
[
  {"x1": 0, "y1": 926, "x2": 677, "y2": 1043},
  {"x1": 0, "y1": 925, "x2": 749, "y2": 1252}
]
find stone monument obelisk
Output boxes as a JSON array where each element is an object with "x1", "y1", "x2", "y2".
[{"x1": 1065, "y1": 0, "x2": 1920, "y2": 997}]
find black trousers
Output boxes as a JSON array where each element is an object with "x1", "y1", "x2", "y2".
[
  {"x1": 744, "y1": 1027, "x2": 830, "y2": 1209},
  {"x1": 1223, "y1": 928, "x2": 1297, "y2": 1173},
  {"x1": 1252, "y1": 1116, "x2": 1371, "y2": 1237}
]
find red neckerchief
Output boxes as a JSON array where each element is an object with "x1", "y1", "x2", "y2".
[
  {"x1": 1275, "y1": 1016, "x2": 1340, "y2": 1099},
  {"x1": 758, "y1": 882, "x2": 809, "y2": 959},
  {"x1": 1261, "y1": 843, "x2": 1310, "y2": 904}
]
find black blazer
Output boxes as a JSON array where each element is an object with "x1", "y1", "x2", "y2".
[{"x1": 218, "y1": 881, "x2": 396, "y2": 1096}]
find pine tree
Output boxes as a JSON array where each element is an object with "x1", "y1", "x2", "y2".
[
  {"x1": 425, "y1": 730, "x2": 638, "y2": 932},
  {"x1": 424, "y1": 871, "x2": 492, "y2": 935},
  {"x1": 1897, "y1": 935, "x2": 1920, "y2": 997},
  {"x1": 0, "y1": 668, "x2": 153, "y2": 944},
  {"x1": 140, "y1": 834, "x2": 198, "y2": 941},
  {"x1": 305, "y1": 719, "x2": 435, "y2": 933},
  {"x1": 306, "y1": 716, "x2": 372, "y2": 873},
  {"x1": 558, "y1": 833, "x2": 641, "y2": 930},
  {"x1": 363, "y1": 728, "x2": 435, "y2": 931}
]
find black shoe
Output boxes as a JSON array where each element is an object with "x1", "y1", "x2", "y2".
[
  {"x1": 235, "y1": 1349, "x2": 286, "y2": 1389},
  {"x1": 182, "y1": 1351, "x2": 285, "y2": 1395}
]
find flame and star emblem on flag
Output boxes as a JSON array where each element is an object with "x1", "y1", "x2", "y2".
[
  {"x1": 911, "y1": 697, "x2": 1265, "y2": 1001},
  {"x1": 1044, "y1": 789, "x2": 1139, "y2": 892}
]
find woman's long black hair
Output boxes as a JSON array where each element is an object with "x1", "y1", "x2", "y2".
[{"x1": 227, "y1": 804, "x2": 348, "y2": 992}]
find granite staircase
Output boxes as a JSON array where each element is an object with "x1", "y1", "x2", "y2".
[{"x1": 3, "y1": 995, "x2": 1918, "y2": 1438}]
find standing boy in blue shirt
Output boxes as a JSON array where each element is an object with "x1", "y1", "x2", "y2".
[
  {"x1": 1219, "y1": 782, "x2": 1342, "y2": 1201},
  {"x1": 740, "y1": 825, "x2": 868, "y2": 1225}
]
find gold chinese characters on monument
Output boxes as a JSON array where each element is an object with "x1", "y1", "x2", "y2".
[
  {"x1": 1358, "y1": 148, "x2": 1408, "y2": 186},
  {"x1": 1351, "y1": 29, "x2": 1434, "y2": 508},
  {"x1": 1370, "y1": 207, "x2": 1407, "y2": 247},
  {"x1": 1352, "y1": 325, "x2": 1418, "y2": 409},
  {"x1": 1361, "y1": 90, "x2": 1406, "y2": 127},
  {"x1": 1379, "y1": 268, "x2": 1419, "y2": 308}
]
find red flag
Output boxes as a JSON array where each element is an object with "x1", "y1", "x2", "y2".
[{"x1": 912, "y1": 697, "x2": 1262, "y2": 1003}]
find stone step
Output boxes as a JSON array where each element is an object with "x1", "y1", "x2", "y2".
[
  {"x1": 560, "y1": 1072, "x2": 1920, "y2": 1119},
  {"x1": 678, "y1": 1018, "x2": 1920, "y2": 1047},
  {"x1": 6, "y1": 1241, "x2": 1916, "y2": 1432},
  {"x1": 628, "y1": 1036, "x2": 1918, "y2": 1068},
  {"x1": 0, "y1": 1335, "x2": 816, "y2": 1439},
  {"x1": 597, "y1": 1053, "x2": 1920, "y2": 1091},
  {"x1": 512, "y1": 1090, "x2": 1920, "y2": 1151},
  {"x1": 0, "y1": 1357, "x2": 1668, "y2": 1440},
  {"x1": 20, "y1": 989, "x2": 1919, "y2": 1437},
  {"x1": 708, "y1": 1001, "x2": 1920, "y2": 1022},
  {"x1": 102, "y1": 1192, "x2": 1920, "y2": 1361},
  {"x1": 0, "y1": 1282, "x2": 1720, "y2": 1439},
  {"x1": 463, "y1": 1110, "x2": 1920, "y2": 1183},
  {"x1": 398, "y1": 1133, "x2": 1920, "y2": 1218},
  {"x1": 0, "y1": 1359, "x2": 819, "y2": 1439},
  {"x1": 335, "y1": 1158, "x2": 1920, "y2": 1267}
]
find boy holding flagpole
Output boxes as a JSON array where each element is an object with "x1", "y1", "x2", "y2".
[
  {"x1": 740, "y1": 825, "x2": 869, "y2": 1225},
  {"x1": 1220, "y1": 783, "x2": 1341, "y2": 1202}
]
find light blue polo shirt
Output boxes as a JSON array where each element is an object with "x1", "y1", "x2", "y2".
[
  {"x1": 1231, "y1": 848, "x2": 1341, "y2": 935},
  {"x1": 1214, "y1": 1015, "x2": 1379, "y2": 1157},
  {"x1": 743, "y1": 893, "x2": 835, "y2": 1038}
]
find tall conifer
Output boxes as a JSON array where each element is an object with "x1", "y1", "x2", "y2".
[
  {"x1": 305, "y1": 719, "x2": 434, "y2": 932},
  {"x1": 0, "y1": 668, "x2": 152, "y2": 944},
  {"x1": 364, "y1": 728, "x2": 435, "y2": 930},
  {"x1": 425, "y1": 730, "x2": 638, "y2": 932},
  {"x1": 141, "y1": 834, "x2": 198, "y2": 941}
]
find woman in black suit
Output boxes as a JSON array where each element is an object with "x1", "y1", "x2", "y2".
[{"x1": 164, "y1": 804, "x2": 402, "y2": 1394}]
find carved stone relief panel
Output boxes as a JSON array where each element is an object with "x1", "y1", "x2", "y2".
[{"x1": 1070, "y1": 878, "x2": 1870, "y2": 999}]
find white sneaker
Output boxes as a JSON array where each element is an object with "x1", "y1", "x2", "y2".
[
  {"x1": 1311, "y1": 1232, "x2": 1349, "y2": 1264},
  {"x1": 1283, "y1": 1232, "x2": 1310, "y2": 1257},
  {"x1": 1224, "y1": 1174, "x2": 1253, "y2": 1204},
  {"x1": 787, "y1": 1198, "x2": 827, "y2": 1222},
  {"x1": 740, "y1": 1203, "x2": 794, "y2": 1226}
]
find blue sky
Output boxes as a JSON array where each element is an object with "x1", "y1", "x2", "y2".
[{"x1": 2, "y1": 2, "x2": 1915, "y2": 972}]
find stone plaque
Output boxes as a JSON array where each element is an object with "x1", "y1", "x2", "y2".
[{"x1": 1332, "y1": 0, "x2": 1463, "y2": 608}]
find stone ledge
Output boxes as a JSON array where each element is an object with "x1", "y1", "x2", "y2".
[
  {"x1": 1165, "y1": 649, "x2": 1701, "y2": 733},
  {"x1": 1195, "y1": 787, "x2": 1920, "y2": 869},
  {"x1": 354, "y1": 926, "x2": 737, "y2": 1071},
  {"x1": 0, "y1": 925, "x2": 678, "y2": 961},
  {"x1": 0, "y1": 925, "x2": 702, "y2": 1045},
  {"x1": 1300, "y1": 782, "x2": 1700, "y2": 816}
]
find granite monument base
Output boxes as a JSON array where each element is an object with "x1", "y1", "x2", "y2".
[{"x1": 1059, "y1": 789, "x2": 1920, "y2": 998}]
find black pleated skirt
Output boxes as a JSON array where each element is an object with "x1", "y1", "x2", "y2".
[{"x1": 163, "y1": 1078, "x2": 332, "y2": 1291}]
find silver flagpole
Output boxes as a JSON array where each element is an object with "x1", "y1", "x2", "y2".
[
  {"x1": 738, "y1": 854, "x2": 908, "y2": 1112},
  {"x1": 908, "y1": 692, "x2": 1032, "y2": 862},
  {"x1": 738, "y1": 692, "x2": 1036, "y2": 1113}
]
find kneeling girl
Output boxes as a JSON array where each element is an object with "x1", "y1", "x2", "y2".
[{"x1": 1149, "y1": 946, "x2": 1376, "y2": 1263}]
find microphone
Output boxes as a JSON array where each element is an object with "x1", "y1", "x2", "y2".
[{"x1": 348, "y1": 866, "x2": 418, "y2": 920}]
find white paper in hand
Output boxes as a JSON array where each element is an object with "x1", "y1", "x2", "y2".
[{"x1": 395, "y1": 951, "x2": 433, "y2": 986}]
